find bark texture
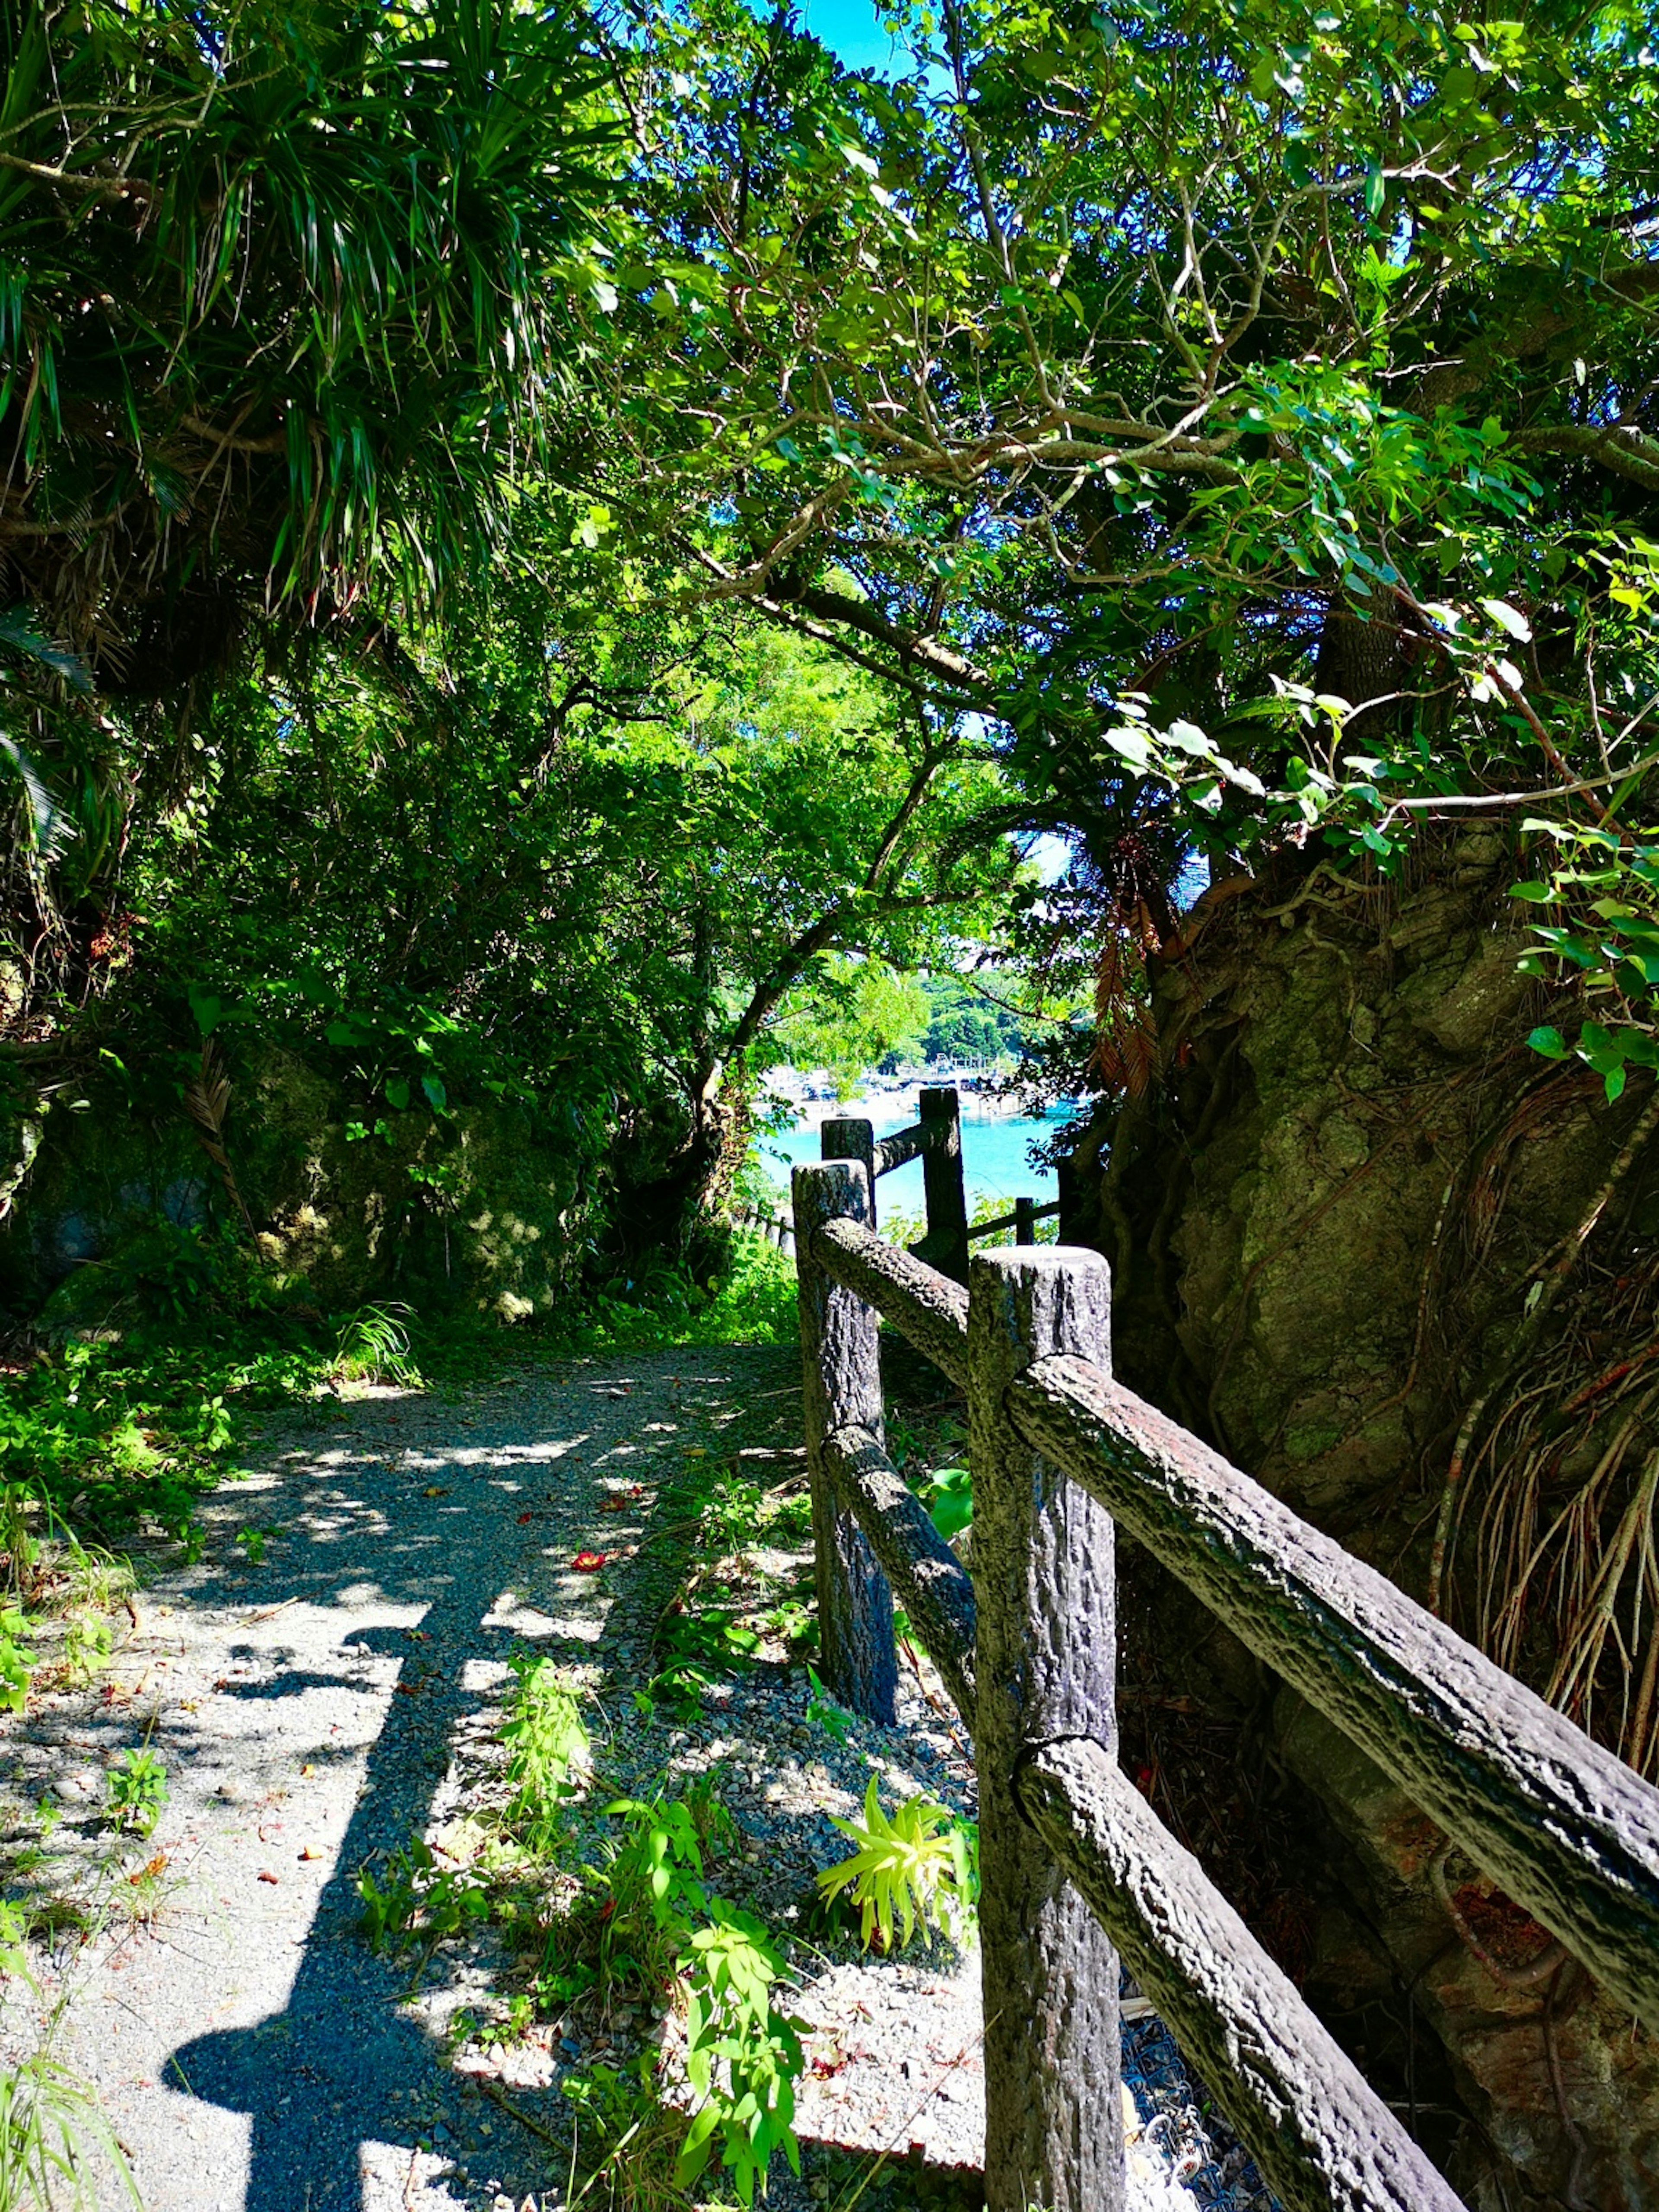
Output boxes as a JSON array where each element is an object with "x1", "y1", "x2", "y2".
[
  {"x1": 823, "y1": 1421, "x2": 976, "y2": 1721},
  {"x1": 792, "y1": 1160, "x2": 897, "y2": 1723},
  {"x1": 1010, "y1": 1355, "x2": 1659, "y2": 2034},
  {"x1": 918, "y1": 1086, "x2": 970, "y2": 1282},
  {"x1": 968, "y1": 1246, "x2": 1123, "y2": 2212},
  {"x1": 815, "y1": 1214, "x2": 970, "y2": 1388},
  {"x1": 1020, "y1": 1738, "x2": 1466, "y2": 2212}
]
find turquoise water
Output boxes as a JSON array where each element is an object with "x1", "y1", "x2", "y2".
[{"x1": 754, "y1": 1100, "x2": 1083, "y2": 1220}]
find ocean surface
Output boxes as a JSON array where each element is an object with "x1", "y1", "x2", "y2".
[{"x1": 753, "y1": 1097, "x2": 1084, "y2": 1221}]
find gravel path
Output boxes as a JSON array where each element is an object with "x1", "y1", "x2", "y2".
[{"x1": 1, "y1": 1342, "x2": 1273, "y2": 2212}]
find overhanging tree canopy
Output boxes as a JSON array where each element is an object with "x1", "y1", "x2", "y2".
[{"x1": 597, "y1": 0, "x2": 1659, "y2": 917}]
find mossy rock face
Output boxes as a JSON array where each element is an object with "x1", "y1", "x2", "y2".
[
  {"x1": 1068, "y1": 837, "x2": 1659, "y2": 2209},
  {"x1": 0, "y1": 1041, "x2": 604, "y2": 1321},
  {"x1": 1088, "y1": 840, "x2": 1616, "y2": 1538},
  {"x1": 34, "y1": 1253, "x2": 128, "y2": 1344}
]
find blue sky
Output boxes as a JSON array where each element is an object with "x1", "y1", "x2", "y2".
[
  {"x1": 794, "y1": 0, "x2": 910, "y2": 73},
  {"x1": 759, "y1": 3, "x2": 1085, "y2": 887}
]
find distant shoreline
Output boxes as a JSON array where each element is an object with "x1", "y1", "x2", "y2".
[
  {"x1": 767, "y1": 1077, "x2": 1035, "y2": 1128},
  {"x1": 755, "y1": 1088, "x2": 1085, "y2": 1214}
]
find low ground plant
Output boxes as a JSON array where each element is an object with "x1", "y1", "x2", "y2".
[
  {"x1": 921, "y1": 1465, "x2": 973, "y2": 1543},
  {"x1": 588, "y1": 1233, "x2": 797, "y2": 1352},
  {"x1": 0, "y1": 1614, "x2": 32, "y2": 1717},
  {"x1": 500, "y1": 1652, "x2": 591, "y2": 1854},
  {"x1": 356, "y1": 1839, "x2": 490, "y2": 1989},
  {"x1": 327, "y1": 1303, "x2": 423, "y2": 1390},
  {"x1": 0, "y1": 1904, "x2": 139, "y2": 2212},
  {"x1": 102, "y1": 1747, "x2": 168, "y2": 1838},
  {"x1": 817, "y1": 1780, "x2": 979, "y2": 1953},
  {"x1": 365, "y1": 1640, "x2": 810, "y2": 2207}
]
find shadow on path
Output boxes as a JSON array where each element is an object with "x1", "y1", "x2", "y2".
[{"x1": 166, "y1": 1364, "x2": 685, "y2": 2212}]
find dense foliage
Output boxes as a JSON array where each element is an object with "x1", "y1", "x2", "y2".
[
  {"x1": 9, "y1": 0, "x2": 1658, "y2": 1179},
  {"x1": 0, "y1": 0, "x2": 632, "y2": 1028},
  {"x1": 3, "y1": 9, "x2": 1659, "y2": 2201},
  {"x1": 590, "y1": 0, "x2": 1659, "y2": 1081},
  {"x1": 0, "y1": 0, "x2": 1653, "y2": 1264}
]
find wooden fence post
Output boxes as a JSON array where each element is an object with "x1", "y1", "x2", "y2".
[
  {"x1": 821, "y1": 1115, "x2": 877, "y2": 1231},
  {"x1": 1055, "y1": 1153, "x2": 1083, "y2": 1244},
  {"x1": 969, "y1": 1245, "x2": 1122, "y2": 2212},
  {"x1": 792, "y1": 1160, "x2": 898, "y2": 1725},
  {"x1": 1015, "y1": 1195, "x2": 1036, "y2": 1246},
  {"x1": 920, "y1": 1086, "x2": 970, "y2": 1282}
]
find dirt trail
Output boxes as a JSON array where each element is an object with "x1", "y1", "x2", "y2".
[{"x1": 2, "y1": 1342, "x2": 1269, "y2": 2212}]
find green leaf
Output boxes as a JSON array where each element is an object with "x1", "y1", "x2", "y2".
[
  {"x1": 0, "y1": 604, "x2": 92, "y2": 693},
  {"x1": 1479, "y1": 597, "x2": 1532, "y2": 642},
  {"x1": 1526, "y1": 1026, "x2": 1570, "y2": 1060}
]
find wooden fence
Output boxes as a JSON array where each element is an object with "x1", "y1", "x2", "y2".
[
  {"x1": 821, "y1": 1083, "x2": 1060, "y2": 1280},
  {"x1": 791, "y1": 1154, "x2": 1659, "y2": 2212},
  {"x1": 735, "y1": 1084, "x2": 1059, "y2": 1272},
  {"x1": 730, "y1": 1199, "x2": 795, "y2": 1255}
]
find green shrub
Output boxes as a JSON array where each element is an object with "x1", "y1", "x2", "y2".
[
  {"x1": 499, "y1": 1653, "x2": 591, "y2": 1853},
  {"x1": 327, "y1": 1303, "x2": 423, "y2": 1389},
  {"x1": 0, "y1": 1904, "x2": 138, "y2": 2211},
  {"x1": 356, "y1": 1839, "x2": 489, "y2": 1979}
]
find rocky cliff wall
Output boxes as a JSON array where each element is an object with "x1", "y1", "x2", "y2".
[
  {"x1": 1065, "y1": 833, "x2": 1659, "y2": 2209},
  {"x1": 0, "y1": 1042, "x2": 603, "y2": 1326}
]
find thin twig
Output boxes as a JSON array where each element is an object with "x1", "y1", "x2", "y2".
[
  {"x1": 480, "y1": 2074, "x2": 567, "y2": 2149},
  {"x1": 829, "y1": 2014, "x2": 993, "y2": 2212},
  {"x1": 240, "y1": 1593, "x2": 303, "y2": 1625}
]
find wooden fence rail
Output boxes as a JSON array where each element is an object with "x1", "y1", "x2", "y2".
[
  {"x1": 733, "y1": 1079, "x2": 1056, "y2": 1280},
  {"x1": 822, "y1": 1082, "x2": 1061, "y2": 1281},
  {"x1": 730, "y1": 1201, "x2": 795, "y2": 1254},
  {"x1": 790, "y1": 1156, "x2": 1659, "y2": 2212}
]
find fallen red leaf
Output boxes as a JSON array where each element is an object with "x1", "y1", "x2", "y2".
[
  {"x1": 571, "y1": 1551, "x2": 607, "y2": 1573},
  {"x1": 257, "y1": 1870, "x2": 279, "y2": 1885},
  {"x1": 517, "y1": 1511, "x2": 534, "y2": 1524}
]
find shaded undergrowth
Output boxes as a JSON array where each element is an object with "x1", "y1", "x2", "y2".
[{"x1": 0, "y1": 1224, "x2": 798, "y2": 1570}]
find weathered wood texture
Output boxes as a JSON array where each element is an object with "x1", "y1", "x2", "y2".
[
  {"x1": 1055, "y1": 1154, "x2": 1084, "y2": 1244},
  {"x1": 795, "y1": 1204, "x2": 1659, "y2": 2203},
  {"x1": 1020, "y1": 1738, "x2": 1467, "y2": 2212},
  {"x1": 814, "y1": 1215, "x2": 970, "y2": 1389},
  {"x1": 791, "y1": 1162, "x2": 897, "y2": 1724},
  {"x1": 917, "y1": 1085, "x2": 970, "y2": 1283},
  {"x1": 874, "y1": 1120, "x2": 928, "y2": 1174},
  {"x1": 1008, "y1": 1355, "x2": 1659, "y2": 2033},
  {"x1": 822, "y1": 1421, "x2": 976, "y2": 1720},
  {"x1": 969, "y1": 1248, "x2": 1123, "y2": 2212},
  {"x1": 821, "y1": 1116, "x2": 878, "y2": 1230}
]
